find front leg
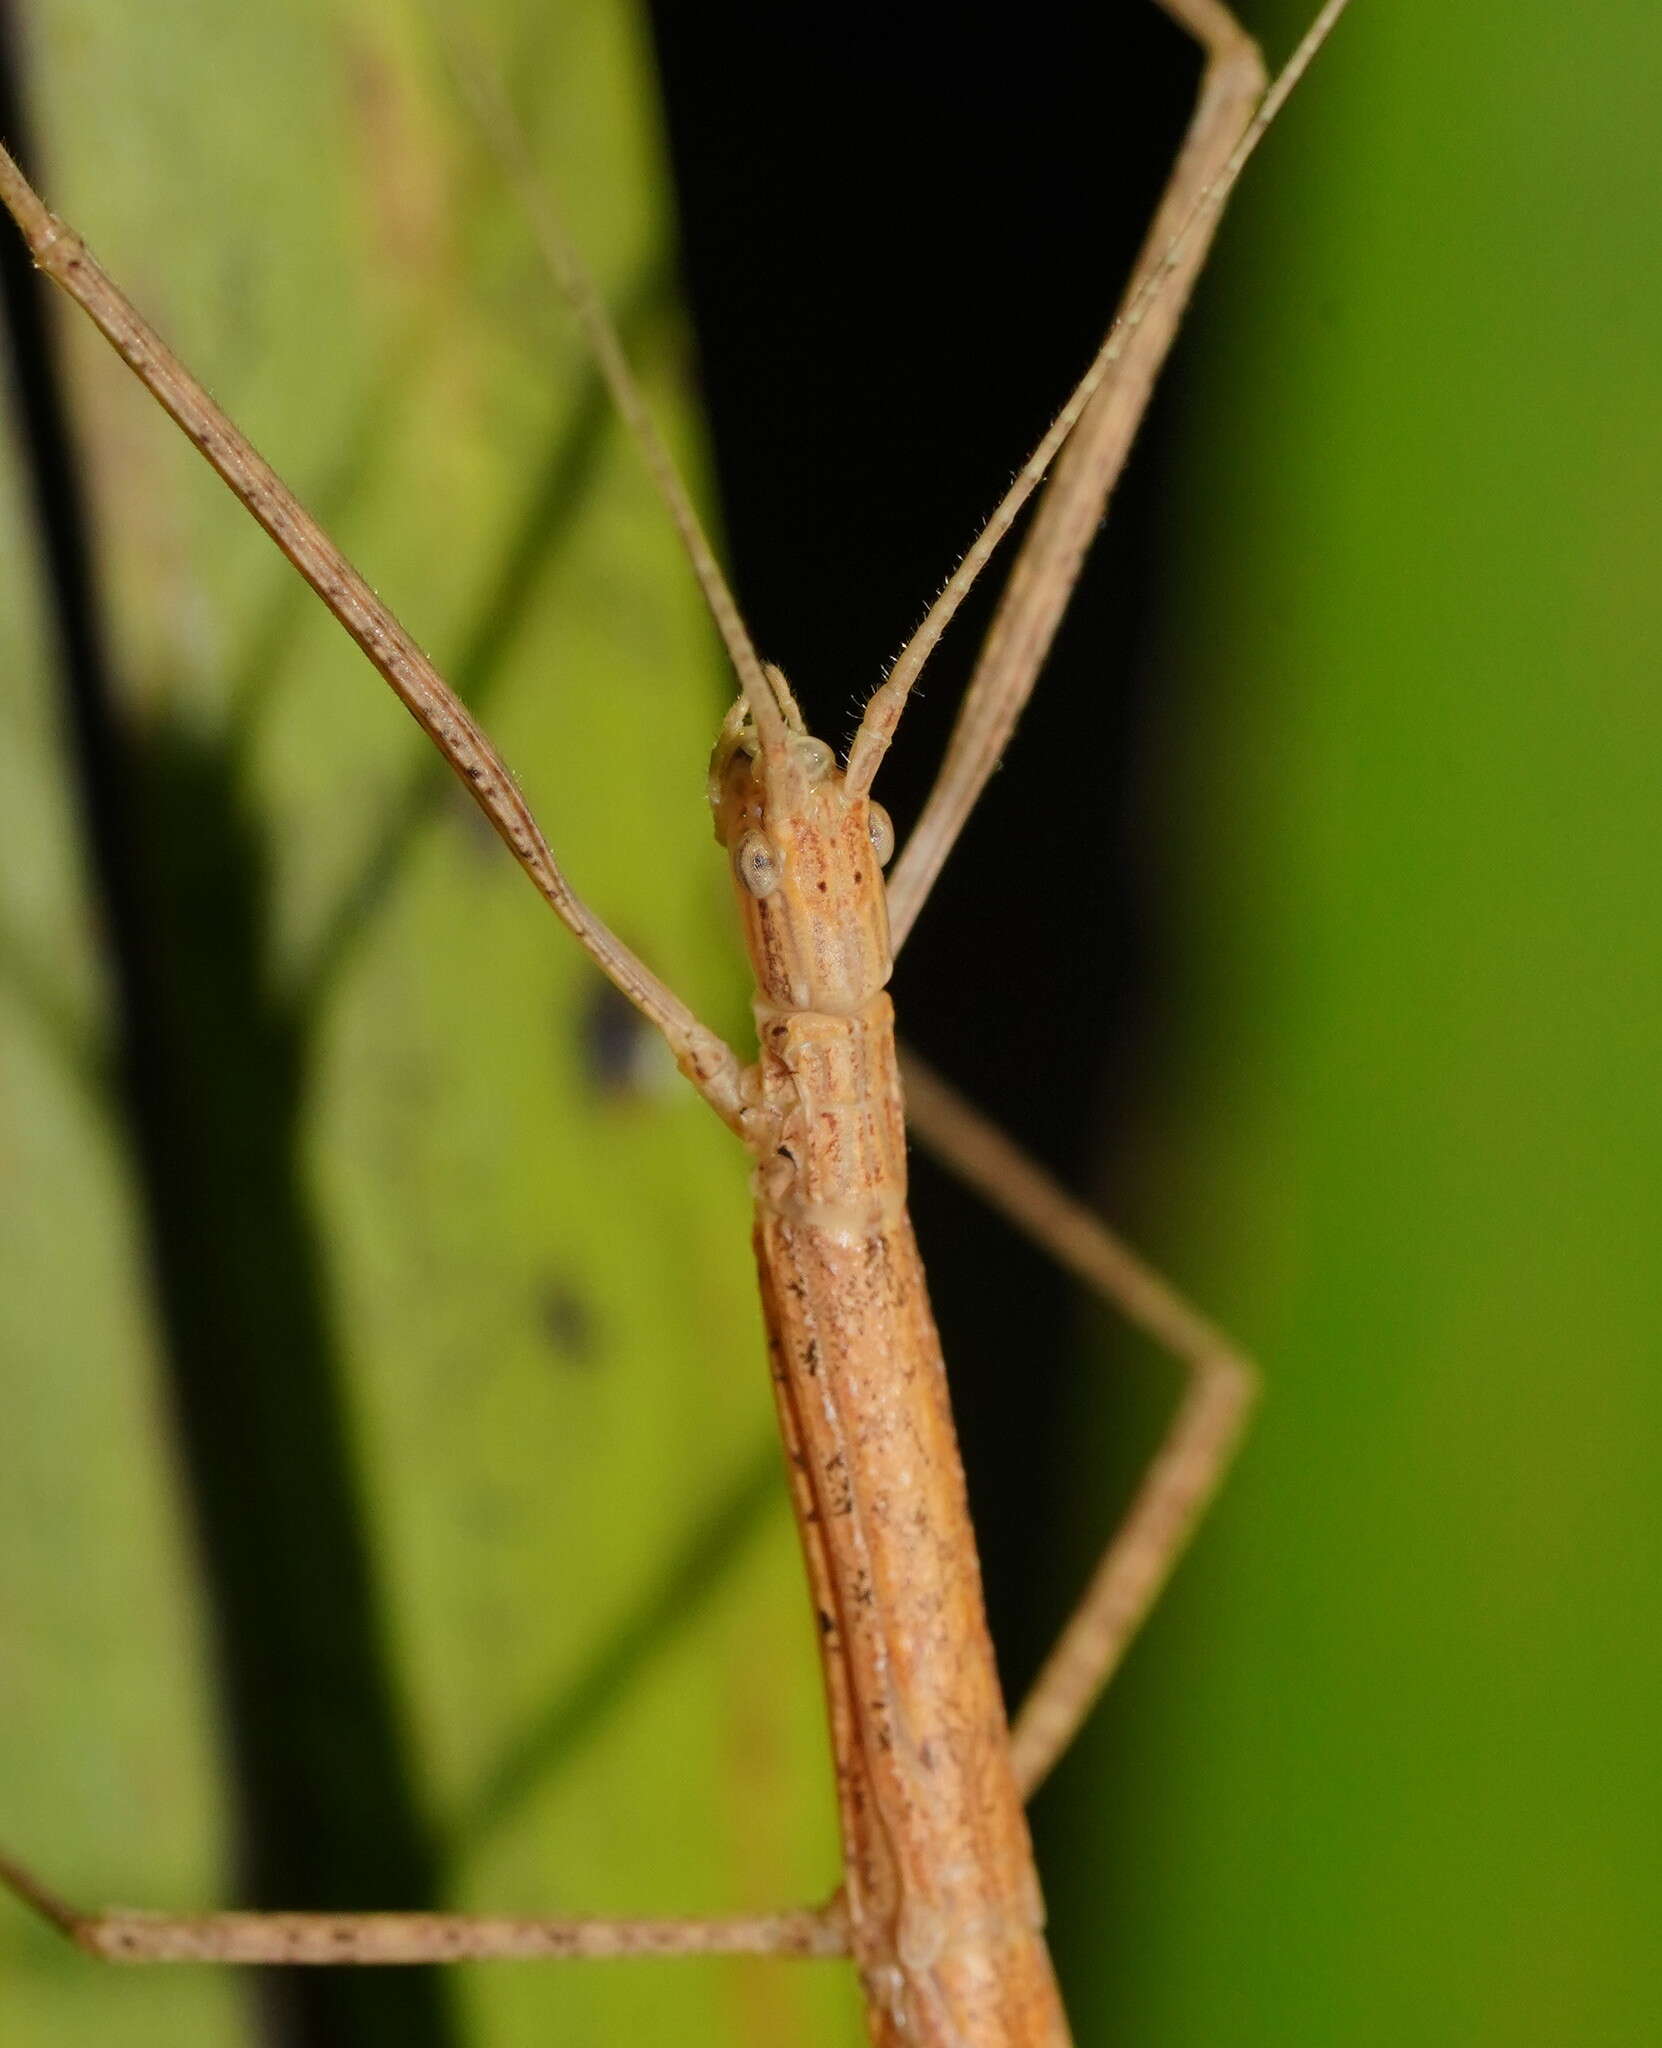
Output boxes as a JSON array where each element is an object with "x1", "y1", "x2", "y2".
[{"x1": 882, "y1": 0, "x2": 1268, "y2": 947}]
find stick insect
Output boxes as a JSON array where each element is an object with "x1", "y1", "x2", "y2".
[{"x1": 0, "y1": 1, "x2": 1352, "y2": 2041}]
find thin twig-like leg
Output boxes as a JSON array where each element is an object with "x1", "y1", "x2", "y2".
[
  {"x1": 883, "y1": 0, "x2": 1314, "y2": 942},
  {"x1": 843, "y1": 4, "x2": 1352, "y2": 806},
  {"x1": 899, "y1": 1051, "x2": 1258, "y2": 1802},
  {"x1": 0, "y1": 144, "x2": 751, "y2": 1132},
  {"x1": 0, "y1": 1849, "x2": 846, "y2": 1965},
  {"x1": 885, "y1": 0, "x2": 1263, "y2": 944}
]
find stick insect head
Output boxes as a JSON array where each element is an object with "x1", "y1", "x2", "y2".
[{"x1": 709, "y1": 665, "x2": 897, "y2": 1016}]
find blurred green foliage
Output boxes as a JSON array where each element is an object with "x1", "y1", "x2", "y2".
[{"x1": 1051, "y1": 3, "x2": 1662, "y2": 2042}]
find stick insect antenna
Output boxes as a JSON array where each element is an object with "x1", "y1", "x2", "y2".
[
  {"x1": 444, "y1": 39, "x2": 785, "y2": 744},
  {"x1": 844, "y1": 0, "x2": 1354, "y2": 799}
]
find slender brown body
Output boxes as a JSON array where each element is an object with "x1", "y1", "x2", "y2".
[
  {"x1": 716, "y1": 698, "x2": 1070, "y2": 2046},
  {"x1": 756, "y1": 1001, "x2": 1068, "y2": 2045}
]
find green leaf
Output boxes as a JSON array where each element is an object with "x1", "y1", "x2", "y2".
[{"x1": 0, "y1": 5, "x2": 847, "y2": 2044}]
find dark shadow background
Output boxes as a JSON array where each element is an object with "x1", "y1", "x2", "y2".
[{"x1": 647, "y1": 0, "x2": 1196, "y2": 1713}]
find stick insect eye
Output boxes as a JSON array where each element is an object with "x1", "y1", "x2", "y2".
[
  {"x1": 735, "y1": 830, "x2": 783, "y2": 897},
  {"x1": 867, "y1": 802, "x2": 895, "y2": 867}
]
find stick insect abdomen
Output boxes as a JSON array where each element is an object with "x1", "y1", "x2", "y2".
[{"x1": 752, "y1": 997, "x2": 1070, "y2": 2047}]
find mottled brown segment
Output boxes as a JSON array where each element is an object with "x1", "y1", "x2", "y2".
[{"x1": 754, "y1": 995, "x2": 1070, "y2": 2047}]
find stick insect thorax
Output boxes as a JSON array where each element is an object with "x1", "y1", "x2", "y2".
[{"x1": 712, "y1": 681, "x2": 895, "y2": 1024}]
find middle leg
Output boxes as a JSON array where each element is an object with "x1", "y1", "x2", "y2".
[{"x1": 900, "y1": 1050, "x2": 1258, "y2": 1801}]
